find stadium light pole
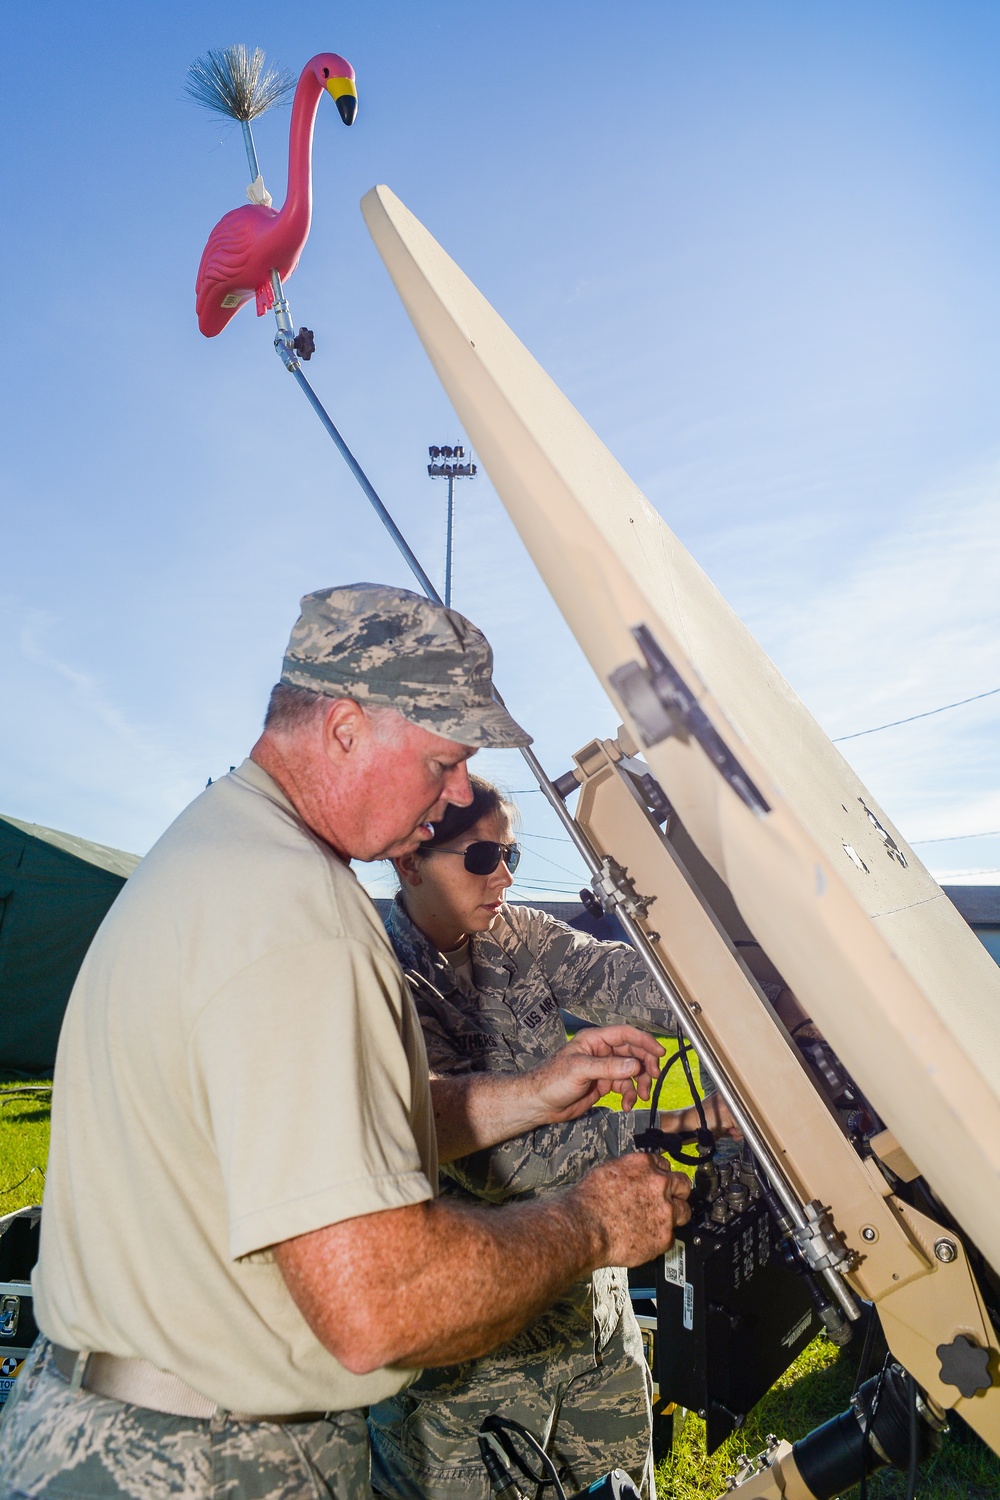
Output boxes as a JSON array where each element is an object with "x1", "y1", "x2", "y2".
[{"x1": 427, "y1": 444, "x2": 477, "y2": 607}]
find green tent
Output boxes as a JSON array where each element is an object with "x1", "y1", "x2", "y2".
[{"x1": 0, "y1": 816, "x2": 140, "y2": 1075}]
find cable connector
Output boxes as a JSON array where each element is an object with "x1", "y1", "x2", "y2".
[
  {"x1": 634, "y1": 1125, "x2": 715, "y2": 1166},
  {"x1": 477, "y1": 1432, "x2": 527, "y2": 1499}
]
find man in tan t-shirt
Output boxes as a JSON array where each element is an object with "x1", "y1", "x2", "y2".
[{"x1": 0, "y1": 583, "x2": 691, "y2": 1499}]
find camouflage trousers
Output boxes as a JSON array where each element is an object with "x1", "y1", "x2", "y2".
[
  {"x1": 368, "y1": 1301, "x2": 655, "y2": 1500},
  {"x1": 0, "y1": 1339, "x2": 372, "y2": 1499}
]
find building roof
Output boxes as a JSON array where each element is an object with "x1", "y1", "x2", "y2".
[{"x1": 0, "y1": 815, "x2": 140, "y2": 881}]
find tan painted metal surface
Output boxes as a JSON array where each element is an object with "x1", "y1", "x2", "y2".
[
  {"x1": 362, "y1": 185, "x2": 1000, "y2": 1461},
  {"x1": 362, "y1": 183, "x2": 1000, "y2": 1285},
  {"x1": 713, "y1": 1440, "x2": 816, "y2": 1499},
  {"x1": 574, "y1": 743, "x2": 1000, "y2": 1447},
  {"x1": 574, "y1": 743, "x2": 923, "y2": 1299}
]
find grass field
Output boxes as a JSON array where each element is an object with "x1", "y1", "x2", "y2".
[
  {"x1": 3, "y1": 1066, "x2": 1000, "y2": 1497},
  {"x1": 0, "y1": 1081, "x2": 50, "y2": 1215},
  {"x1": 655, "y1": 1333, "x2": 1000, "y2": 1498}
]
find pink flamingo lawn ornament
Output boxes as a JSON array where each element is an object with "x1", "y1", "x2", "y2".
[
  {"x1": 188, "y1": 44, "x2": 439, "y2": 598},
  {"x1": 195, "y1": 52, "x2": 357, "y2": 338}
]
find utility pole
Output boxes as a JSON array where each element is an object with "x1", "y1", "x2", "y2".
[{"x1": 427, "y1": 444, "x2": 477, "y2": 607}]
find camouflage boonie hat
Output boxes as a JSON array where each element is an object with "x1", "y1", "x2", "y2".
[{"x1": 281, "y1": 583, "x2": 531, "y2": 749}]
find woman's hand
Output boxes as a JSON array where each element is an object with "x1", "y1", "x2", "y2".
[
  {"x1": 666, "y1": 1094, "x2": 742, "y2": 1139},
  {"x1": 431, "y1": 1026, "x2": 664, "y2": 1159},
  {"x1": 526, "y1": 1025, "x2": 666, "y2": 1123}
]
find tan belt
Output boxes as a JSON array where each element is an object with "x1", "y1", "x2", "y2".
[{"x1": 49, "y1": 1342, "x2": 329, "y2": 1424}]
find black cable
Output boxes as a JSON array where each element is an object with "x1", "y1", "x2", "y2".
[
  {"x1": 647, "y1": 1036, "x2": 707, "y2": 1132},
  {"x1": 635, "y1": 1038, "x2": 714, "y2": 1164},
  {"x1": 0, "y1": 1166, "x2": 45, "y2": 1202},
  {"x1": 852, "y1": 1302, "x2": 879, "y2": 1398},
  {"x1": 858, "y1": 1353, "x2": 891, "y2": 1500},
  {"x1": 905, "y1": 1372, "x2": 919, "y2": 1500},
  {"x1": 676, "y1": 1038, "x2": 708, "y2": 1133},
  {"x1": 479, "y1": 1415, "x2": 567, "y2": 1500},
  {"x1": 0, "y1": 1087, "x2": 53, "y2": 1110},
  {"x1": 646, "y1": 1040, "x2": 691, "y2": 1123}
]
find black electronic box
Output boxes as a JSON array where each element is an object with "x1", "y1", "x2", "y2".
[
  {"x1": 0, "y1": 1206, "x2": 41, "y2": 1411},
  {"x1": 654, "y1": 1192, "x2": 817, "y2": 1452}
]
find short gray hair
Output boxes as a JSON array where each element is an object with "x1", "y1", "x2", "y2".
[
  {"x1": 264, "y1": 683, "x2": 409, "y2": 741},
  {"x1": 263, "y1": 682, "x2": 329, "y2": 734}
]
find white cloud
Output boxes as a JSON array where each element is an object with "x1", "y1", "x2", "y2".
[
  {"x1": 0, "y1": 605, "x2": 204, "y2": 852},
  {"x1": 733, "y1": 458, "x2": 1000, "y2": 874}
]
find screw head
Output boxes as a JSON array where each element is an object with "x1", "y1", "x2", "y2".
[
  {"x1": 861, "y1": 1226, "x2": 878, "y2": 1243},
  {"x1": 934, "y1": 1237, "x2": 958, "y2": 1264}
]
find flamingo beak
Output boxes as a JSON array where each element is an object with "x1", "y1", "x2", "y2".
[{"x1": 326, "y1": 76, "x2": 358, "y2": 126}]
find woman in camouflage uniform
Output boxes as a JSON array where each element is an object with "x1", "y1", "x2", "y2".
[{"x1": 368, "y1": 777, "x2": 734, "y2": 1500}]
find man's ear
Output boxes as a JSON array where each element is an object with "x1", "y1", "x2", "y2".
[
  {"x1": 322, "y1": 698, "x2": 365, "y2": 757},
  {"x1": 395, "y1": 851, "x2": 424, "y2": 887}
]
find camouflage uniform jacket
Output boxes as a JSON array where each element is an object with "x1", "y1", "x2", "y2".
[{"x1": 387, "y1": 897, "x2": 685, "y2": 1365}]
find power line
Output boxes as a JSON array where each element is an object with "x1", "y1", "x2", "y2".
[
  {"x1": 514, "y1": 789, "x2": 1000, "y2": 860},
  {"x1": 523, "y1": 845, "x2": 588, "y2": 879},
  {"x1": 508, "y1": 682, "x2": 1000, "y2": 761},
  {"x1": 511, "y1": 879, "x2": 580, "y2": 888},
  {"x1": 911, "y1": 829, "x2": 1000, "y2": 846},
  {"x1": 833, "y1": 687, "x2": 1000, "y2": 742}
]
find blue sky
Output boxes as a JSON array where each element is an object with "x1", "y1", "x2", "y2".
[{"x1": 2, "y1": 2, "x2": 999, "y2": 899}]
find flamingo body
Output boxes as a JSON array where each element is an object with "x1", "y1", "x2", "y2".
[
  {"x1": 196, "y1": 204, "x2": 303, "y2": 335},
  {"x1": 195, "y1": 52, "x2": 356, "y2": 338}
]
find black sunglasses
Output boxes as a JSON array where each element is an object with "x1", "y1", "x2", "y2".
[{"x1": 430, "y1": 840, "x2": 521, "y2": 876}]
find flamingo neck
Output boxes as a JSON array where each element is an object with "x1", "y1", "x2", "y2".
[{"x1": 279, "y1": 68, "x2": 325, "y2": 236}]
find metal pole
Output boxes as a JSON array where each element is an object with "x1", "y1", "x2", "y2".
[
  {"x1": 239, "y1": 121, "x2": 261, "y2": 184},
  {"x1": 270, "y1": 275, "x2": 439, "y2": 601},
  {"x1": 509, "y1": 745, "x2": 857, "y2": 1318},
  {"x1": 607, "y1": 896, "x2": 860, "y2": 1320},
  {"x1": 290, "y1": 366, "x2": 440, "y2": 601},
  {"x1": 444, "y1": 472, "x2": 456, "y2": 607}
]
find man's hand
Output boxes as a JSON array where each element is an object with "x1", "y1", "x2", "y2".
[
  {"x1": 524, "y1": 1025, "x2": 665, "y2": 1125},
  {"x1": 275, "y1": 1145, "x2": 692, "y2": 1375},
  {"x1": 569, "y1": 1151, "x2": 693, "y2": 1266}
]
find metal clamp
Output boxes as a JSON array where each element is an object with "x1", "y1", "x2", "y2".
[
  {"x1": 591, "y1": 856, "x2": 656, "y2": 924},
  {"x1": 609, "y1": 624, "x2": 770, "y2": 817},
  {"x1": 792, "y1": 1201, "x2": 855, "y2": 1274}
]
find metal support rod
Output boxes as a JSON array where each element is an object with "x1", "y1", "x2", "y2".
[
  {"x1": 270, "y1": 270, "x2": 293, "y2": 338},
  {"x1": 518, "y1": 747, "x2": 857, "y2": 1315},
  {"x1": 239, "y1": 121, "x2": 262, "y2": 186},
  {"x1": 263, "y1": 276, "x2": 858, "y2": 1319},
  {"x1": 601, "y1": 885, "x2": 861, "y2": 1322},
  {"x1": 516, "y1": 737, "x2": 857, "y2": 1314},
  {"x1": 270, "y1": 274, "x2": 439, "y2": 601},
  {"x1": 444, "y1": 472, "x2": 456, "y2": 608},
  {"x1": 291, "y1": 364, "x2": 440, "y2": 601}
]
